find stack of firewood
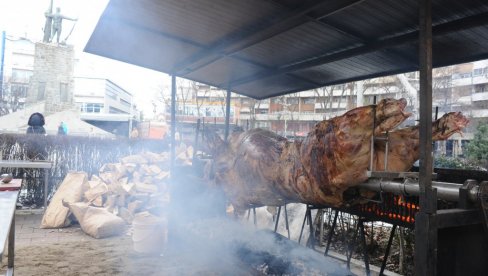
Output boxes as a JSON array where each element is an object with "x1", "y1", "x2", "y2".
[{"x1": 81, "y1": 145, "x2": 193, "y2": 224}]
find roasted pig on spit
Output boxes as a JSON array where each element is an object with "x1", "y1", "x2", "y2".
[
  {"x1": 203, "y1": 98, "x2": 410, "y2": 210},
  {"x1": 202, "y1": 98, "x2": 467, "y2": 212}
]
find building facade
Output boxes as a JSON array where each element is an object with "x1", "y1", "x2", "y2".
[
  {"x1": 74, "y1": 77, "x2": 138, "y2": 135},
  {"x1": 165, "y1": 62, "x2": 488, "y2": 156}
]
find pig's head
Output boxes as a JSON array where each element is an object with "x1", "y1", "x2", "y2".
[
  {"x1": 433, "y1": 112, "x2": 469, "y2": 140},
  {"x1": 374, "y1": 98, "x2": 412, "y2": 134}
]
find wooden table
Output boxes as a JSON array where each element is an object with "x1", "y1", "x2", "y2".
[
  {"x1": 0, "y1": 160, "x2": 53, "y2": 208},
  {"x1": 0, "y1": 190, "x2": 20, "y2": 276}
]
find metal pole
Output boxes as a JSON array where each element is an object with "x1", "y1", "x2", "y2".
[
  {"x1": 274, "y1": 206, "x2": 282, "y2": 232},
  {"x1": 324, "y1": 210, "x2": 339, "y2": 256},
  {"x1": 0, "y1": 31, "x2": 5, "y2": 99},
  {"x1": 284, "y1": 204, "x2": 290, "y2": 239},
  {"x1": 224, "y1": 88, "x2": 231, "y2": 142},
  {"x1": 170, "y1": 75, "x2": 176, "y2": 173},
  {"x1": 418, "y1": 0, "x2": 434, "y2": 214},
  {"x1": 357, "y1": 180, "x2": 479, "y2": 203},
  {"x1": 359, "y1": 220, "x2": 371, "y2": 276},
  {"x1": 380, "y1": 224, "x2": 397, "y2": 275},
  {"x1": 416, "y1": 0, "x2": 437, "y2": 275}
]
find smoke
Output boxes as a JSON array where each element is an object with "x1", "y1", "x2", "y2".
[{"x1": 163, "y1": 168, "x2": 352, "y2": 275}]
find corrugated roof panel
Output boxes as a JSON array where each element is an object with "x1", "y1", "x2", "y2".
[
  {"x1": 185, "y1": 57, "x2": 264, "y2": 88},
  {"x1": 432, "y1": 0, "x2": 488, "y2": 24},
  {"x1": 233, "y1": 75, "x2": 317, "y2": 99},
  {"x1": 85, "y1": 0, "x2": 488, "y2": 99},
  {"x1": 109, "y1": 0, "x2": 285, "y2": 45},
  {"x1": 85, "y1": 16, "x2": 201, "y2": 73},
  {"x1": 323, "y1": 0, "x2": 419, "y2": 39},
  {"x1": 235, "y1": 21, "x2": 361, "y2": 68},
  {"x1": 292, "y1": 52, "x2": 403, "y2": 85}
]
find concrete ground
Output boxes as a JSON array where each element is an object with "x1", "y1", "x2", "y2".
[{"x1": 14, "y1": 209, "x2": 89, "y2": 247}]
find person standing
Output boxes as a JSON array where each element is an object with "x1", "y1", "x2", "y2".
[
  {"x1": 57, "y1": 122, "x2": 66, "y2": 135},
  {"x1": 26, "y1": 113, "x2": 46, "y2": 134}
]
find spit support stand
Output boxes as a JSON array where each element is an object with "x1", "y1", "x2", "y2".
[{"x1": 479, "y1": 181, "x2": 488, "y2": 235}]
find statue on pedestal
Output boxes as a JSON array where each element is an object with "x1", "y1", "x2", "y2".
[{"x1": 43, "y1": 4, "x2": 77, "y2": 44}]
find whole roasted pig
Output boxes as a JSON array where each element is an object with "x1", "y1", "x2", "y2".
[{"x1": 204, "y1": 98, "x2": 411, "y2": 211}]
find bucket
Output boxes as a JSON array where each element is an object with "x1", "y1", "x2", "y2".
[{"x1": 132, "y1": 213, "x2": 167, "y2": 254}]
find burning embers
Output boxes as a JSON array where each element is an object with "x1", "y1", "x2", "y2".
[{"x1": 354, "y1": 194, "x2": 419, "y2": 225}]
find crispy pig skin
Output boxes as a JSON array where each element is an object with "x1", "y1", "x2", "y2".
[{"x1": 204, "y1": 98, "x2": 411, "y2": 210}]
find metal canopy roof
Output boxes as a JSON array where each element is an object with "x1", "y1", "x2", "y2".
[{"x1": 85, "y1": 0, "x2": 488, "y2": 100}]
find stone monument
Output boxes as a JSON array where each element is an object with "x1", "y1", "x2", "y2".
[{"x1": 26, "y1": 2, "x2": 77, "y2": 115}]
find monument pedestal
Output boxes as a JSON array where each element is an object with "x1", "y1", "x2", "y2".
[{"x1": 27, "y1": 43, "x2": 75, "y2": 115}]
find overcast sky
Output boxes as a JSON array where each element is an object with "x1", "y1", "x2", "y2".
[{"x1": 0, "y1": 0, "x2": 170, "y2": 118}]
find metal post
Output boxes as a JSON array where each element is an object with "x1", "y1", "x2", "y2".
[
  {"x1": 0, "y1": 31, "x2": 5, "y2": 98},
  {"x1": 306, "y1": 206, "x2": 315, "y2": 249},
  {"x1": 224, "y1": 89, "x2": 231, "y2": 142},
  {"x1": 298, "y1": 206, "x2": 308, "y2": 244},
  {"x1": 380, "y1": 225, "x2": 397, "y2": 275},
  {"x1": 274, "y1": 206, "x2": 282, "y2": 232},
  {"x1": 170, "y1": 75, "x2": 176, "y2": 173},
  {"x1": 253, "y1": 207, "x2": 257, "y2": 226},
  {"x1": 358, "y1": 219, "x2": 371, "y2": 276},
  {"x1": 369, "y1": 96, "x2": 377, "y2": 171},
  {"x1": 44, "y1": 168, "x2": 49, "y2": 209},
  {"x1": 284, "y1": 204, "x2": 290, "y2": 239},
  {"x1": 8, "y1": 212, "x2": 15, "y2": 274},
  {"x1": 415, "y1": 0, "x2": 437, "y2": 275},
  {"x1": 324, "y1": 210, "x2": 339, "y2": 256}
]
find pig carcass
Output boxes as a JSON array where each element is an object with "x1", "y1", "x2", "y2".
[{"x1": 204, "y1": 98, "x2": 412, "y2": 210}]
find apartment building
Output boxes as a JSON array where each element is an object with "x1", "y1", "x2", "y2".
[{"x1": 165, "y1": 61, "x2": 487, "y2": 156}]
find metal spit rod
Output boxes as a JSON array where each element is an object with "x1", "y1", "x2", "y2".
[{"x1": 358, "y1": 179, "x2": 481, "y2": 203}]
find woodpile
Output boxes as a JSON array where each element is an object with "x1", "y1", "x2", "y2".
[{"x1": 42, "y1": 145, "x2": 194, "y2": 239}]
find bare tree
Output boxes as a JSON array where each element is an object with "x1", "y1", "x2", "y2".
[
  {"x1": 177, "y1": 78, "x2": 195, "y2": 115},
  {"x1": 195, "y1": 84, "x2": 210, "y2": 117},
  {"x1": 0, "y1": 77, "x2": 23, "y2": 116}
]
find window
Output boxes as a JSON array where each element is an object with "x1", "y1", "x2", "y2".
[
  {"x1": 106, "y1": 90, "x2": 117, "y2": 100},
  {"x1": 303, "y1": 98, "x2": 315, "y2": 104},
  {"x1": 11, "y1": 84, "x2": 28, "y2": 97},
  {"x1": 109, "y1": 106, "x2": 126, "y2": 114},
  {"x1": 287, "y1": 98, "x2": 299, "y2": 105},
  {"x1": 473, "y1": 68, "x2": 483, "y2": 76},
  {"x1": 120, "y1": 98, "x2": 131, "y2": 107},
  {"x1": 475, "y1": 84, "x2": 488, "y2": 93},
  {"x1": 80, "y1": 103, "x2": 104, "y2": 113},
  {"x1": 258, "y1": 109, "x2": 268, "y2": 114},
  {"x1": 37, "y1": 82, "x2": 46, "y2": 100},
  {"x1": 11, "y1": 69, "x2": 33, "y2": 82},
  {"x1": 59, "y1": 83, "x2": 68, "y2": 102}
]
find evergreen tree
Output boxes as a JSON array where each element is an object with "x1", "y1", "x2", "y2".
[{"x1": 465, "y1": 121, "x2": 488, "y2": 169}]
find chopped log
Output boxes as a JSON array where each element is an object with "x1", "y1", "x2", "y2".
[
  {"x1": 121, "y1": 154, "x2": 148, "y2": 164},
  {"x1": 128, "y1": 200, "x2": 144, "y2": 215},
  {"x1": 135, "y1": 182, "x2": 158, "y2": 194},
  {"x1": 84, "y1": 181, "x2": 108, "y2": 205}
]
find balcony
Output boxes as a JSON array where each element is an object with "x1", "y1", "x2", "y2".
[{"x1": 472, "y1": 92, "x2": 488, "y2": 102}]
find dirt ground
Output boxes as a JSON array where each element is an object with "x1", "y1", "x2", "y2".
[
  {"x1": 2, "y1": 234, "x2": 250, "y2": 276},
  {"x1": 1, "y1": 212, "x2": 245, "y2": 276}
]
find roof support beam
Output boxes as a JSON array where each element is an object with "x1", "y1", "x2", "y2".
[
  {"x1": 174, "y1": 0, "x2": 364, "y2": 75},
  {"x1": 226, "y1": 11, "x2": 488, "y2": 88}
]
